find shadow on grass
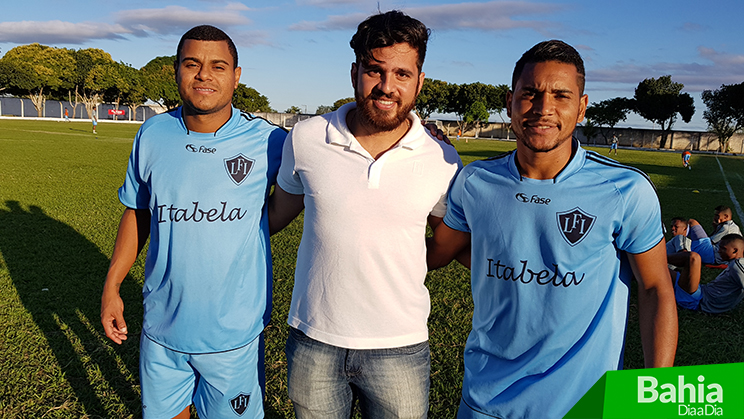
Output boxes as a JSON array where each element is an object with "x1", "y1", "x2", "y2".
[{"x1": 0, "y1": 200, "x2": 144, "y2": 417}]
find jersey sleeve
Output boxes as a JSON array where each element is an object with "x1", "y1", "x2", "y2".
[
  {"x1": 118, "y1": 130, "x2": 150, "y2": 210},
  {"x1": 615, "y1": 173, "x2": 664, "y2": 254},
  {"x1": 266, "y1": 126, "x2": 288, "y2": 188},
  {"x1": 443, "y1": 165, "x2": 471, "y2": 233},
  {"x1": 276, "y1": 129, "x2": 304, "y2": 195}
]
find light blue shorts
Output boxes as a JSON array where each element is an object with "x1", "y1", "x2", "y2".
[
  {"x1": 140, "y1": 334, "x2": 264, "y2": 418},
  {"x1": 674, "y1": 273, "x2": 702, "y2": 311}
]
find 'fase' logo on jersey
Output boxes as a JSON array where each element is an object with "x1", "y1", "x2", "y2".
[
  {"x1": 224, "y1": 154, "x2": 254, "y2": 185},
  {"x1": 557, "y1": 207, "x2": 596, "y2": 246},
  {"x1": 229, "y1": 393, "x2": 250, "y2": 416},
  {"x1": 516, "y1": 193, "x2": 551, "y2": 205}
]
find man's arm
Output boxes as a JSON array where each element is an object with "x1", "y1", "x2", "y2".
[
  {"x1": 101, "y1": 208, "x2": 150, "y2": 344},
  {"x1": 427, "y1": 221, "x2": 471, "y2": 270},
  {"x1": 627, "y1": 240, "x2": 678, "y2": 368},
  {"x1": 268, "y1": 185, "x2": 305, "y2": 235}
]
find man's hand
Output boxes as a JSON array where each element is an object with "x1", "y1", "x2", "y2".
[
  {"x1": 100, "y1": 208, "x2": 149, "y2": 344},
  {"x1": 101, "y1": 283, "x2": 128, "y2": 344},
  {"x1": 423, "y1": 122, "x2": 452, "y2": 145}
]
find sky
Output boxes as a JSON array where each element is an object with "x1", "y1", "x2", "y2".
[{"x1": 1, "y1": 0, "x2": 743, "y2": 131}]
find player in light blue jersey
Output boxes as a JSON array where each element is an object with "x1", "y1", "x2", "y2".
[
  {"x1": 101, "y1": 25, "x2": 286, "y2": 419},
  {"x1": 427, "y1": 40, "x2": 677, "y2": 419}
]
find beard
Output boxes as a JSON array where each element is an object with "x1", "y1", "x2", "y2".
[{"x1": 355, "y1": 87, "x2": 416, "y2": 132}]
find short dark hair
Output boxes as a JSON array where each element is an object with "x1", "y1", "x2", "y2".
[
  {"x1": 715, "y1": 205, "x2": 732, "y2": 216},
  {"x1": 671, "y1": 217, "x2": 688, "y2": 227},
  {"x1": 512, "y1": 40, "x2": 585, "y2": 94},
  {"x1": 719, "y1": 233, "x2": 744, "y2": 248},
  {"x1": 349, "y1": 10, "x2": 430, "y2": 72},
  {"x1": 176, "y1": 25, "x2": 238, "y2": 68}
]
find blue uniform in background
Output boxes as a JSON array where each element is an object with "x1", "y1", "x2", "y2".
[
  {"x1": 119, "y1": 106, "x2": 285, "y2": 353},
  {"x1": 445, "y1": 141, "x2": 663, "y2": 419}
]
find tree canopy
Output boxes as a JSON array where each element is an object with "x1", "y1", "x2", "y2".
[
  {"x1": 702, "y1": 83, "x2": 744, "y2": 152},
  {"x1": 584, "y1": 97, "x2": 633, "y2": 142},
  {"x1": 233, "y1": 84, "x2": 274, "y2": 113},
  {"x1": 633, "y1": 75, "x2": 695, "y2": 148},
  {"x1": 141, "y1": 56, "x2": 180, "y2": 110},
  {"x1": 416, "y1": 78, "x2": 450, "y2": 121},
  {"x1": 332, "y1": 97, "x2": 355, "y2": 111},
  {"x1": 445, "y1": 82, "x2": 507, "y2": 136},
  {"x1": 1, "y1": 43, "x2": 77, "y2": 115}
]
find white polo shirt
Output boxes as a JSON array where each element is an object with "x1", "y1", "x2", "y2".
[{"x1": 277, "y1": 103, "x2": 462, "y2": 349}]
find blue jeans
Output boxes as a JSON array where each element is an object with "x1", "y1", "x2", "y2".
[{"x1": 285, "y1": 327, "x2": 430, "y2": 419}]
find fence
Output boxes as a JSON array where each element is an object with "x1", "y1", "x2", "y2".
[
  {"x1": 434, "y1": 119, "x2": 744, "y2": 153},
  {"x1": 0, "y1": 97, "x2": 161, "y2": 122}
]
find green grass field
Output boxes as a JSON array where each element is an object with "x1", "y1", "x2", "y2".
[{"x1": 1, "y1": 119, "x2": 742, "y2": 418}]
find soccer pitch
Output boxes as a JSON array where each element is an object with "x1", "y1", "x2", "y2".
[{"x1": 0, "y1": 119, "x2": 742, "y2": 418}]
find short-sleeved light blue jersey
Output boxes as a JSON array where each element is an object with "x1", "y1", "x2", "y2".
[
  {"x1": 445, "y1": 141, "x2": 664, "y2": 419},
  {"x1": 119, "y1": 107, "x2": 286, "y2": 353}
]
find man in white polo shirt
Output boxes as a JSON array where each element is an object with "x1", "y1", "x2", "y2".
[{"x1": 268, "y1": 10, "x2": 461, "y2": 418}]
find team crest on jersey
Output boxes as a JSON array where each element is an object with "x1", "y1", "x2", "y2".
[
  {"x1": 556, "y1": 207, "x2": 596, "y2": 246},
  {"x1": 229, "y1": 392, "x2": 251, "y2": 416},
  {"x1": 224, "y1": 154, "x2": 255, "y2": 185}
]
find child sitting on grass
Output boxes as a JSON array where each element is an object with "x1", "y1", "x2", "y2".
[
  {"x1": 673, "y1": 234, "x2": 744, "y2": 314},
  {"x1": 688, "y1": 205, "x2": 742, "y2": 265}
]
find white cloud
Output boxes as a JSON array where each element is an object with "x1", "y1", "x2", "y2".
[
  {"x1": 590, "y1": 47, "x2": 744, "y2": 94},
  {"x1": 225, "y1": 2, "x2": 251, "y2": 12},
  {"x1": 290, "y1": 13, "x2": 368, "y2": 31},
  {"x1": 0, "y1": 20, "x2": 132, "y2": 44},
  {"x1": 296, "y1": 0, "x2": 368, "y2": 7},
  {"x1": 230, "y1": 29, "x2": 275, "y2": 48},
  {"x1": 115, "y1": 5, "x2": 251, "y2": 35},
  {"x1": 289, "y1": 1, "x2": 567, "y2": 34},
  {"x1": 405, "y1": 1, "x2": 566, "y2": 32}
]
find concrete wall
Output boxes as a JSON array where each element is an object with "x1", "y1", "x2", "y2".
[
  {"x1": 0, "y1": 97, "x2": 161, "y2": 122},
  {"x1": 430, "y1": 118, "x2": 744, "y2": 153},
  {"x1": 5, "y1": 97, "x2": 740, "y2": 152},
  {"x1": 573, "y1": 126, "x2": 744, "y2": 153}
]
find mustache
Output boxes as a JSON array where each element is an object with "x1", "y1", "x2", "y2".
[{"x1": 368, "y1": 88, "x2": 398, "y2": 101}]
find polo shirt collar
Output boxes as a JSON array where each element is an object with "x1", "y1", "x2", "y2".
[{"x1": 328, "y1": 102, "x2": 426, "y2": 151}]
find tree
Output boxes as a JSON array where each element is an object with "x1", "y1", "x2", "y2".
[
  {"x1": 484, "y1": 83, "x2": 510, "y2": 139},
  {"x1": 315, "y1": 105, "x2": 334, "y2": 115},
  {"x1": 118, "y1": 64, "x2": 148, "y2": 121},
  {"x1": 633, "y1": 75, "x2": 695, "y2": 148},
  {"x1": 332, "y1": 97, "x2": 355, "y2": 111},
  {"x1": 463, "y1": 101, "x2": 490, "y2": 138},
  {"x1": 702, "y1": 83, "x2": 744, "y2": 153},
  {"x1": 233, "y1": 84, "x2": 273, "y2": 113},
  {"x1": 73, "y1": 48, "x2": 118, "y2": 118},
  {"x1": 0, "y1": 43, "x2": 76, "y2": 116},
  {"x1": 584, "y1": 97, "x2": 633, "y2": 142},
  {"x1": 141, "y1": 56, "x2": 180, "y2": 109},
  {"x1": 0, "y1": 59, "x2": 36, "y2": 96},
  {"x1": 416, "y1": 78, "x2": 449, "y2": 121},
  {"x1": 446, "y1": 82, "x2": 497, "y2": 136},
  {"x1": 285, "y1": 106, "x2": 302, "y2": 114},
  {"x1": 579, "y1": 120, "x2": 600, "y2": 144}
]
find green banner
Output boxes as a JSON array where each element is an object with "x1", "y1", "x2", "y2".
[{"x1": 565, "y1": 363, "x2": 744, "y2": 418}]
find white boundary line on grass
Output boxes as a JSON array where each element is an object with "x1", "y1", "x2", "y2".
[{"x1": 715, "y1": 157, "x2": 744, "y2": 222}]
